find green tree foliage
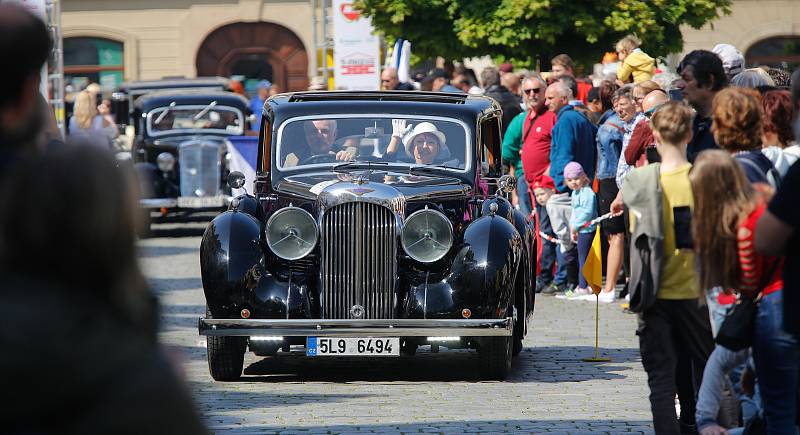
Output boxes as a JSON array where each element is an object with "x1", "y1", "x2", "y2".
[{"x1": 354, "y1": 0, "x2": 731, "y2": 69}]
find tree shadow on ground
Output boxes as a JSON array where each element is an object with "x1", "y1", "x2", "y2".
[
  {"x1": 148, "y1": 277, "x2": 203, "y2": 293},
  {"x1": 225, "y1": 345, "x2": 636, "y2": 383},
  {"x1": 203, "y1": 418, "x2": 654, "y2": 434},
  {"x1": 137, "y1": 245, "x2": 198, "y2": 258}
]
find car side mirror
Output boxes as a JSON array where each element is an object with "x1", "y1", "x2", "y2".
[
  {"x1": 497, "y1": 174, "x2": 516, "y2": 195},
  {"x1": 228, "y1": 171, "x2": 246, "y2": 190}
]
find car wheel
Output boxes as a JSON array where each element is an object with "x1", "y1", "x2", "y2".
[
  {"x1": 206, "y1": 307, "x2": 246, "y2": 381},
  {"x1": 478, "y1": 317, "x2": 513, "y2": 380}
]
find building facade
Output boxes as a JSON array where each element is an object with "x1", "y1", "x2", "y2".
[
  {"x1": 61, "y1": 0, "x2": 800, "y2": 96},
  {"x1": 62, "y1": 0, "x2": 317, "y2": 93},
  {"x1": 681, "y1": 0, "x2": 800, "y2": 70}
]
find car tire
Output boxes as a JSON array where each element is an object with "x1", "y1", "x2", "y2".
[
  {"x1": 206, "y1": 307, "x2": 246, "y2": 381},
  {"x1": 478, "y1": 318, "x2": 513, "y2": 380}
]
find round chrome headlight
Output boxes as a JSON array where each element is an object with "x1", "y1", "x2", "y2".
[
  {"x1": 156, "y1": 152, "x2": 175, "y2": 172},
  {"x1": 401, "y1": 209, "x2": 453, "y2": 263},
  {"x1": 265, "y1": 207, "x2": 318, "y2": 260}
]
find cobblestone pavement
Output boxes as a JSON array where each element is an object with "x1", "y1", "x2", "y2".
[{"x1": 140, "y1": 226, "x2": 654, "y2": 434}]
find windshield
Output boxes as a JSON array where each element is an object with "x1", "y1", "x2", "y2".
[
  {"x1": 275, "y1": 115, "x2": 470, "y2": 172},
  {"x1": 146, "y1": 104, "x2": 244, "y2": 136}
]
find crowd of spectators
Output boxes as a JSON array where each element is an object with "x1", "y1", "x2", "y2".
[{"x1": 374, "y1": 36, "x2": 800, "y2": 434}]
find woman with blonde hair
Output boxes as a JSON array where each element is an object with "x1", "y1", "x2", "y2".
[
  {"x1": 632, "y1": 80, "x2": 662, "y2": 112},
  {"x1": 68, "y1": 89, "x2": 117, "y2": 148},
  {"x1": 616, "y1": 34, "x2": 655, "y2": 84}
]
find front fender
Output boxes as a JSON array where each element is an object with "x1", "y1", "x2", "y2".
[
  {"x1": 404, "y1": 214, "x2": 521, "y2": 319},
  {"x1": 200, "y1": 210, "x2": 262, "y2": 317}
]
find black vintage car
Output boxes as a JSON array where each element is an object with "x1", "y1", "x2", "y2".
[
  {"x1": 198, "y1": 91, "x2": 536, "y2": 380},
  {"x1": 122, "y1": 89, "x2": 252, "y2": 231}
]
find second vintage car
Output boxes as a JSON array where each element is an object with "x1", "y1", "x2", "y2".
[
  {"x1": 119, "y1": 86, "x2": 253, "y2": 233},
  {"x1": 198, "y1": 91, "x2": 536, "y2": 380}
]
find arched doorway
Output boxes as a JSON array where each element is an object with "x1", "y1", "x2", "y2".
[
  {"x1": 746, "y1": 35, "x2": 800, "y2": 70},
  {"x1": 196, "y1": 22, "x2": 308, "y2": 92}
]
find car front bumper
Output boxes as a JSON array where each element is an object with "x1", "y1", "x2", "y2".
[
  {"x1": 140, "y1": 195, "x2": 232, "y2": 209},
  {"x1": 198, "y1": 318, "x2": 513, "y2": 337}
]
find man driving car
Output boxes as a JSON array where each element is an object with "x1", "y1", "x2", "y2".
[{"x1": 283, "y1": 119, "x2": 355, "y2": 167}]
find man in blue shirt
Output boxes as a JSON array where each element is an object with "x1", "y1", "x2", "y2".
[
  {"x1": 249, "y1": 80, "x2": 271, "y2": 133},
  {"x1": 545, "y1": 81, "x2": 597, "y2": 192}
]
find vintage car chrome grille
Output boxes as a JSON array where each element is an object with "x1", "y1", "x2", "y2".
[
  {"x1": 179, "y1": 141, "x2": 220, "y2": 198},
  {"x1": 321, "y1": 203, "x2": 397, "y2": 319}
]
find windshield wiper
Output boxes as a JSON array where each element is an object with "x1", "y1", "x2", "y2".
[
  {"x1": 154, "y1": 101, "x2": 176, "y2": 125},
  {"x1": 193, "y1": 101, "x2": 217, "y2": 120},
  {"x1": 332, "y1": 161, "x2": 388, "y2": 172},
  {"x1": 408, "y1": 164, "x2": 460, "y2": 175}
]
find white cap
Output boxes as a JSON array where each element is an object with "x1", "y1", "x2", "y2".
[{"x1": 712, "y1": 44, "x2": 744, "y2": 77}]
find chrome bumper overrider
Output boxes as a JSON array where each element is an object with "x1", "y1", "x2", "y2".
[{"x1": 198, "y1": 318, "x2": 513, "y2": 337}]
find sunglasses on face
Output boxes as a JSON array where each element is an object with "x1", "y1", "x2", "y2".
[{"x1": 523, "y1": 87, "x2": 543, "y2": 95}]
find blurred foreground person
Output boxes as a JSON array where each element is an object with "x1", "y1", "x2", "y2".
[
  {"x1": 0, "y1": 4, "x2": 52, "y2": 170},
  {"x1": 0, "y1": 146, "x2": 208, "y2": 434}
]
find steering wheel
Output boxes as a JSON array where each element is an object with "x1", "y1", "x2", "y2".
[{"x1": 299, "y1": 153, "x2": 337, "y2": 165}]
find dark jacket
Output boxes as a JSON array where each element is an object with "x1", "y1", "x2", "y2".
[
  {"x1": 394, "y1": 82, "x2": 415, "y2": 91},
  {"x1": 484, "y1": 85, "x2": 522, "y2": 135},
  {"x1": 0, "y1": 275, "x2": 208, "y2": 435},
  {"x1": 687, "y1": 114, "x2": 718, "y2": 163},
  {"x1": 621, "y1": 163, "x2": 664, "y2": 313}
]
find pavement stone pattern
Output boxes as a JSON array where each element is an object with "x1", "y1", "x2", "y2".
[{"x1": 139, "y1": 226, "x2": 655, "y2": 434}]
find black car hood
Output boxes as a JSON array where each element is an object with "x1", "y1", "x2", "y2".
[{"x1": 275, "y1": 170, "x2": 470, "y2": 201}]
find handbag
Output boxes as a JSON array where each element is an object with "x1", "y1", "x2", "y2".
[{"x1": 714, "y1": 261, "x2": 779, "y2": 351}]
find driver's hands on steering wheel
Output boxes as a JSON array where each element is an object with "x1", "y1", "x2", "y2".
[
  {"x1": 335, "y1": 149, "x2": 356, "y2": 161},
  {"x1": 392, "y1": 119, "x2": 412, "y2": 139}
]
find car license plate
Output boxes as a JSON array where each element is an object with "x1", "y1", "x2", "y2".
[
  {"x1": 177, "y1": 196, "x2": 223, "y2": 208},
  {"x1": 306, "y1": 337, "x2": 399, "y2": 357}
]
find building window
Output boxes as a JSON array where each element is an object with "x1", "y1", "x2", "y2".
[
  {"x1": 64, "y1": 37, "x2": 124, "y2": 94},
  {"x1": 746, "y1": 36, "x2": 800, "y2": 70}
]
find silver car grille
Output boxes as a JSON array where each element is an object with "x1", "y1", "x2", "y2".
[
  {"x1": 179, "y1": 141, "x2": 220, "y2": 197},
  {"x1": 321, "y1": 202, "x2": 397, "y2": 319}
]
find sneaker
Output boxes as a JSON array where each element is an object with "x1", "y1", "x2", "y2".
[
  {"x1": 598, "y1": 290, "x2": 616, "y2": 303},
  {"x1": 535, "y1": 280, "x2": 551, "y2": 294},
  {"x1": 567, "y1": 287, "x2": 593, "y2": 300},
  {"x1": 542, "y1": 282, "x2": 564, "y2": 295},
  {"x1": 556, "y1": 286, "x2": 591, "y2": 300}
]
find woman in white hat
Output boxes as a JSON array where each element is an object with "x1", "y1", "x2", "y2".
[{"x1": 384, "y1": 119, "x2": 456, "y2": 165}]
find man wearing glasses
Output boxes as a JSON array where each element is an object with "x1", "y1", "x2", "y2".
[{"x1": 501, "y1": 75, "x2": 557, "y2": 217}]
